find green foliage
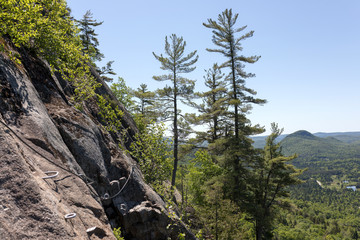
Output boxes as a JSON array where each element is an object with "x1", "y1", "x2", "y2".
[
  {"x1": 191, "y1": 64, "x2": 228, "y2": 142},
  {"x1": 72, "y1": 74, "x2": 101, "y2": 105},
  {"x1": 186, "y1": 149, "x2": 257, "y2": 239},
  {"x1": 110, "y1": 77, "x2": 135, "y2": 111},
  {"x1": 246, "y1": 123, "x2": 303, "y2": 239},
  {"x1": 129, "y1": 121, "x2": 173, "y2": 188},
  {"x1": 178, "y1": 232, "x2": 186, "y2": 240},
  {"x1": 97, "y1": 94, "x2": 124, "y2": 133},
  {"x1": 97, "y1": 60, "x2": 116, "y2": 82},
  {"x1": 203, "y1": 8, "x2": 266, "y2": 139},
  {"x1": 195, "y1": 229, "x2": 204, "y2": 240},
  {"x1": 126, "y1": 118, "x2": 177, "y2": 221},
  {"x1": 133, "y1": 84, "x2": 157, "y2": 121},
  {"x1": 187, "y1": 150, "x2": 223, "y2": 205},
  {"x1": 0, "y1": 0, "x2": 100, "y2": 105},
  {"x1": 113, "y1": 227, "x2": 124, "y2": 240},
  {"x1": 76, "y1": 10, "x2": 104, "y2": 61}
]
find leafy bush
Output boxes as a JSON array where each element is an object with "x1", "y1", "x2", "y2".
[{"x1": 0, "y1": 0, "x2": 99, "y2": 104}]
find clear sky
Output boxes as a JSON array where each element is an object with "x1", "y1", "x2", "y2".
[{"x1": 67, "y1": 0, "x2": 360, "y2": 135}]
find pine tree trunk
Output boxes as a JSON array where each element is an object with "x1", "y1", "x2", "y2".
[
  {"x1": 212, "y1": 74, "x2": 218, "y2": 141},
  {"x1": 215, "y1": 195, "x2": 219, "y2": 240},
  {"x1": 255, "y1": 219, "x2": 263, "y2": 240},
  {"x1": 229, "y1": 44, "x2": 239, "y2": 140},
  {"x1": 171, "y1": 72, "x2": 178, "y2": 187},
  {"x1": 213, "y1": 116, "x2": 218, "y2": 142},
  {"x1": 229, "y1": 43, "x2": 242, "y2": 201}
]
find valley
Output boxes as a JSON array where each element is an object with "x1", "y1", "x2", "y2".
[{"x1": 263, "y1": 130, "x2": 360, "y2": 239}]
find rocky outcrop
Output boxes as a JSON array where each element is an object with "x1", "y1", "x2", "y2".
[{"x1": 0, "y1": 40, "x2": 195, "y2": 239}]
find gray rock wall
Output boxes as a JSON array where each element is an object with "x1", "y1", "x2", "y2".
[{"x1": 0, "y1": 41, "x2": 195, "y2": 239}]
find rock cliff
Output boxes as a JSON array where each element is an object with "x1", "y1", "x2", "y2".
[{"x1": 0, "y1": 40, "x2": 195, "y2": 239}]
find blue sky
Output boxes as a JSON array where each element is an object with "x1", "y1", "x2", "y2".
[{"x1": 67, "y1": 0, "x2": 360, "y2": 135}]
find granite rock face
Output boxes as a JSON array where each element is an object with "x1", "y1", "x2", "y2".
[{"x1": 0, "y1": 41, "x2": 195, "y2": 239}]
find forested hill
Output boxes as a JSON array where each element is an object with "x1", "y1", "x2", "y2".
[
  {"x1": 252, "y1": 130, "x2": 360, "y2": 178},
  {"x1": 269, "y1": 131, "x2": 360, "y2": 239},
  {"x1": 281, "y1": 130, "x2": 360, "y2": 166}
]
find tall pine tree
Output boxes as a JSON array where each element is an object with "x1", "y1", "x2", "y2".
[
  {"x1": 203, "y1": 8, "x2": 266, "y2": 203},
  {"x1": 153, "y1": 34, "x2": 199, "y2": 187},
  {"x1": 203, "y1": 8, "x2": 266, "y2": 139}
]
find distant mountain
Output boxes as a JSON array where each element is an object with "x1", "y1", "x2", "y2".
[
  {"x1": 281, "y1": 131, "x2": 346, "y2": 160},
  {"x1": 291, "y1": 130, "x2": 318, "y2": 140},
  {"x1": 252, "y1": 130, "x2": 360, "y2": 181},
  {"x1": 251, "y1": 131, "x2": 360, "y2": 149},
  {"x1": 279, "y1": 130, "x2": 360, "y2": 172},
  {"x1": 313, "y1": 132, "x2": 360, "y2": 144}
]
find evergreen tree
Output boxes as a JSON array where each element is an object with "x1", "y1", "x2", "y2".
[
  {"x1": 77, "y1": 10, "x2": 104, "y2": 61},
  {"x1": 153, "y1": 34, "x2": 199, "y2": 187},
  {"x1": 132, "y1": 84, "x2": 158, "y2": 131},
  {"x1": 97, "y1": 60, "x2": 116, "y2": 82},
  {"x1": 249, "y1": 123, "x2": 303, "y2": 239},
  {"x1": 203, "y1": 8, "x2": 265, "y2": 204},
  {"x1": 77, "y1": 10, "x2": 116, "y2": 82},
  {"x1": 203, "y1": 8, "x2": 266, "y2": 139},
  {"x1": 133, "y1": 84, "x2": 156, "y2": 117},
  {"x1": 193, "y1": 64, "x2": 228, "y2": 143}
]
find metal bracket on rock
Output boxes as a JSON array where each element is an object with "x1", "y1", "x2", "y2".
[
  {"x1": 64, "y1": 213, "x2": 77, "y2": 219},
  {"x1": 42, "y1": 171, "x2": 59, "y2": 179}
]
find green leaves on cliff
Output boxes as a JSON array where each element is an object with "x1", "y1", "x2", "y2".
[
  {"x1": 0, "y1": 0, "x2": 99, "y2": 103},
  {"x1": 129, "y1": 121, "x2": 173, "y2": 186},
  {"x1": 110, "y1": 77, "x2": 135, "y2": 111},
  {"x1": 0, "y1": 0, "x2": 44, "y2": 48},
  {"x1": 97, "y1": 95, "x2": 124, "y2": 133}
]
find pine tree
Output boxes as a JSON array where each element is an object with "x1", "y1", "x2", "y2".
[
  {"x1": 153, "y1": 34, "x2": 199, "y2": 187},
  {"x1": 203, "y1": 8, "x2": 266, "y2": 139},
  {"x1": 203, "y1": 8, "x2": 266, "y2": 204},
  {"x1": 133, "y1": 84, "x2": 156, "y2": 117},
  {"x1": 77, "y1": 10, "x2": 116, "y2": 82},
  {"x1": 97, "y1": 60, "x2": 116, "y2": 82},
  {"x1": 77, "y1": 10, "x2": 104, "y2": 62},
  {"x1": 249, "y1": 123, "x2": 303, "y2": 240},
  {"x1": 193, "y1": 64, "x2": 228, "y2": 143},
  {"x1": 132, "y1": 84, "x2": 158, "y2": 131}
]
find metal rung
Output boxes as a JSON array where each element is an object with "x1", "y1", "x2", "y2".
[{"x1": 42, "y1": 171, "x2": 59, "y2": 179}]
